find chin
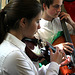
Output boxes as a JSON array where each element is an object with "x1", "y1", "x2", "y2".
[
  {"x1": 54, "y1": 15, "x2": 58, "y2": 18},
  {"x1": 29, "y1": 36, "x2": 35, "y2": 39}
]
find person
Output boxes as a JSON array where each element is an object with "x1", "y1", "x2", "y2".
[
  {"x1": 35, "y1": 0, "x2": 75, "y2": 44},
  {"x1": 0, "y1": 0, "x2": 65, "y2": 75},
  {"x1": 34, "y1": 0, "x2": 75, "y2": 67}
]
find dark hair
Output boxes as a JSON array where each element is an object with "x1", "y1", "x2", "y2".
[
  {"x1": 40, "y1": 0, "x2": 54, "y2": 10},
  {"x1": 0, "y1": 0, "x2": 41, "y2": 44}
]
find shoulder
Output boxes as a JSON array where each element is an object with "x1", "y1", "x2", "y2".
[
  {"x1": 40, "y1": 18, "x2": 49, "y2": 27},
  {"x1": 53, "y1": 17, "x2": 62, "y2": 27},
  {"x1": 54, "y1": 17, "x2": 61, "y2": 22},
  {"x1": 0, "y1": 40, "x2": 27, "y2": 64}
]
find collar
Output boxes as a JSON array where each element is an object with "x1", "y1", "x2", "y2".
[
  {"x1": 41, "y1": 17, "x2": 60, "y2": 22},
  {"x1": 5, "y1": 33, "x2": 26, "y2": 52}
]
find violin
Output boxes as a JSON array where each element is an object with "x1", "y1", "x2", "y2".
[
  {"x1": 22, "y1": 36, "x2": 75, "y2": 75},
  {"x1": 22, "y1": 37, "x2": 56, "y2": 62}
]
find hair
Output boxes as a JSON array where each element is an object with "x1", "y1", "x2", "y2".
[
  {"x1": 0, "y1": 0, "x2": 42, "y2": 44},
  {"x1": 40, "y1": 0, "x2": 54, "y2": 11}
]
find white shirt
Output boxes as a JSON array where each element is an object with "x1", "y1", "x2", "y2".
[
  {"x1": 35, "y1": 17, "x2": 75, "y2": 43},
  {"x1": 0, "y1": 33, "x2": 60, "y2": 75}
]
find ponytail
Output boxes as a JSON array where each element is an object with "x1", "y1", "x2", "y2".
[{"x1": 0, "y1": 9, "x2": 7, "y2": 44}]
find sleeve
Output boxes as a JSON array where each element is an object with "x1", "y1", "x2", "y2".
[
  {"x1": 15, "y1": 51, "x2": 36, "y2": 75},
  {"x1": 4, "y1": 50, "x2": 36, "y2": 75},
  {"x1": 38, "y1": 62, "x2": 59, "y2": 75},
  {"x1": 34, "y1": 28, "x2": 54, "y2": 43},
  {"x1": 66, "y1": 22, "x2": 75, "y2": 35}
]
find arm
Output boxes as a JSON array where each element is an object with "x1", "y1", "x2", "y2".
[
  {"x1": 39, "y1": 47, "x2": 64, "y2": 75},
  {"x1": 39, "y1": 62, "x2": 59, "y2": 75},
  {"x1": 5, "y1": 51, "x2": 37, "y2": 75},
  {"x1": 16, "y1": 51, "x2": 37, "y2": 75}
]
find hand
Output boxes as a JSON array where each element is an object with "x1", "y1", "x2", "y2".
[
  {"x1": 59, "y1": 12, "x2": 73, "y2": 23},
  {"x1": 59, "y1": 12, "x2": 75, "y2": 29},
  {"x1": 60, "y1": 55, "x2": 71, "y2": 66},
  {"x1": 49, "y1": 47, "x2": 66, "y2": 64},
  {"x1": 54, "y1": 42, "x2": 73, "y2": 53}
]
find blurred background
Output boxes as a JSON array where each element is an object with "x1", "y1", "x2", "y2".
[
  {"x1": 0, "y1": 0, "x2": 9, "y2": 9},
  {"x1": 0, "y1": 0, "x2": 75, "y2": 21}
]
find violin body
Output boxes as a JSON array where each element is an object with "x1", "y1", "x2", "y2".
[{"x1": 22, "y1": 38, "x2": 51, "y2": 62}]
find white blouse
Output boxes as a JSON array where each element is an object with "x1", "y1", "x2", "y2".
[{"x1": 0, "y1": 33, "x2": 59, "y2": 75}]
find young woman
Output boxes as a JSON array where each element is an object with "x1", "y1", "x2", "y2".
[{"x1": 0, "y1": 0, "x2": 64, "y2": 75}]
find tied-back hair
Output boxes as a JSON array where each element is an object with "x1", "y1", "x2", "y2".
[
  {"x1": 40, "y1": 0, "x2": 54, "y2": 11},
  {"x1": 0, "y1": 9, "x2": 7, "y2": 44},
  {"x1": 0, "y1": 0, "x2": 41, "y2": 44}
]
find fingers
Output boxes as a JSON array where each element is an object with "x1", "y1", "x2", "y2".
[
  {"x1": 63, "y1": 46, "x2": 73, "y2": 53},
  {"x1": 63, "y1": 42, "x2": 73, "y2": 46},
  {"x1": 60, "y1": 50, "x2": 66, "y2": 57},
  {"x1": 55, "y1": 42, "x2": 73, "y2": 53},
  {"x1": 49, "y1": 48, "x2": 53, "y2": 55},
  {"x1": 56, "y1": 47, "x2": 66, "y2": 64},
  {"x1": 60, "y1": 55, "x2": 71, "y2": 66},
  {"x1": 59, "y1": 12, "x2": 70, "y2": 20},
  {"x1": 49, "y1": 46, "x2": 67, "y2": 64},
  {"x1": 56, "y1": 47, "x2": 59, "y2": 53},
  {"x1": 56, "y1": 47, "x2": 64, "y2": 57},
  {"x1": 59, "y1": 12, "x2": 74, "y2": 25},
  {"x1": 56, "y1": 47, "x2": 67, "y2": 59},
  {"x1": 63, "y1": 42, "x2": 73, "y2": 53},
  {"x1": 59, "y1": 49, "x2": 66, "y2": 58}
]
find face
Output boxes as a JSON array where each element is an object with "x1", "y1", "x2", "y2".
[
  {"x1": 45, "y1": 0, "x2": 63, "y2": 20},
  {"x1": 24, "y1": 11, "x2": 42, "y2": 38}
]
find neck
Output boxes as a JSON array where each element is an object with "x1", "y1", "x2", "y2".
[
  {"x1": 42, "y1": 12, "x2": 53, "y2": 21},
  {"x1": 9, "y1": 30, "x2": 23, "y2": 40}
]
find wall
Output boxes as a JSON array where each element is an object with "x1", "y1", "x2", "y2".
[{"x1": 0, "y1": 0, "x2": 8, "y2": 9}]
